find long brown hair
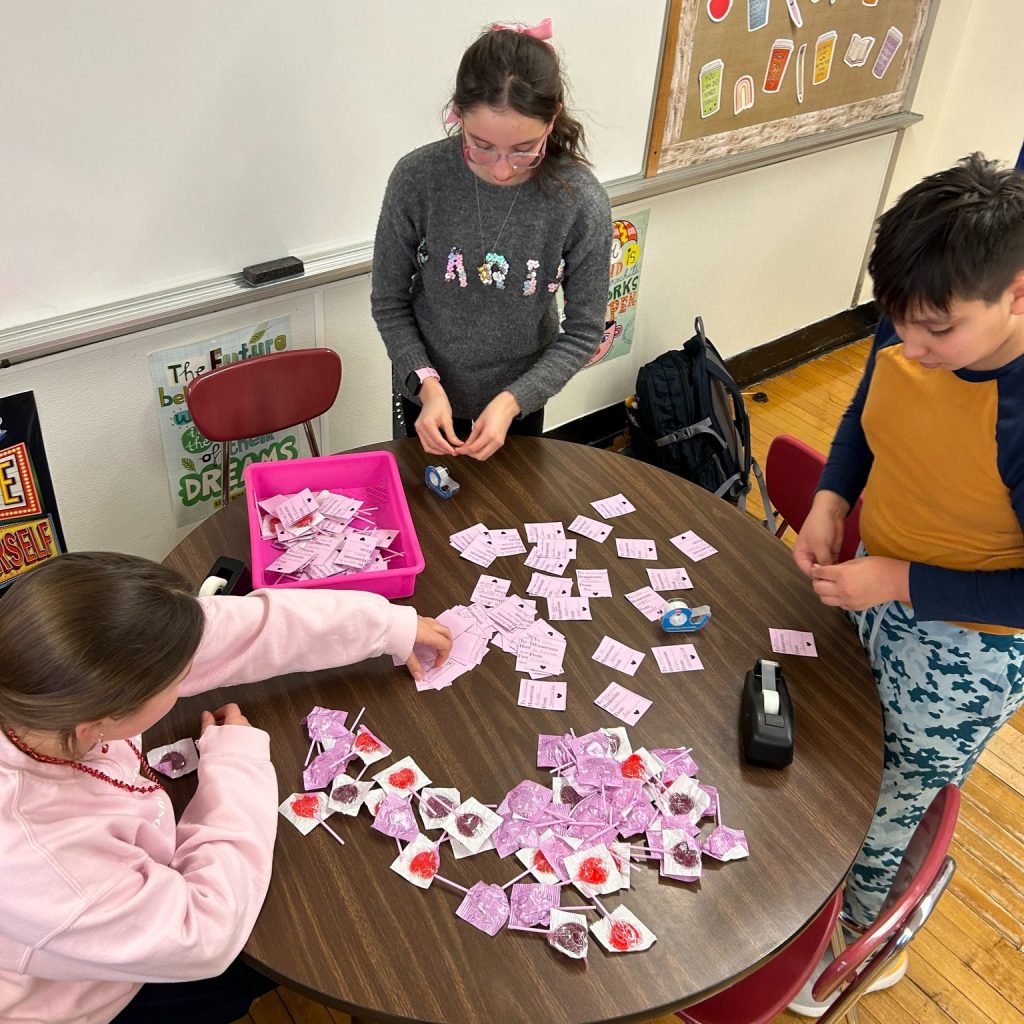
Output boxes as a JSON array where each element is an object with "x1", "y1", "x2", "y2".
[
  {"x1": 0, "y1": 552, "x2": 204, "y2": 755},
  {"x1": 448, "y1": 26, "x2": 591, "y2": 191}
]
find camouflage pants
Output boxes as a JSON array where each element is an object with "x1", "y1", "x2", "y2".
[{"x1": 844, "y1": 599, "x2": 1024, "y2": 926}]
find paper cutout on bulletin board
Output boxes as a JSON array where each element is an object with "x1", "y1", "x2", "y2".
[
  {"x1": 586, "y1": 211, "x2": 651, "y2": 369},
  {"x1": 653, "y1": 0, "x2": 933, "y2": 173},
  {"x1": 0, "y1": 392, "x2": 65, "y2": 593},
  {"x1": 148, "y1": 317, "x2": 306, "y2": 527}
]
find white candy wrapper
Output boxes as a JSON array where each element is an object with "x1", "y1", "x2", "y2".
[
  {"x1": 547, "y1": 909, "x2": 589, "y2": 960},
  {"x1": 372, "y1": 756, "x2": 432, "y2": 796},
  {"x1": 390, "y1": 834, "x2": 441, "y2": 889},
  {"x1": 443, "y1": 797, "x2": 502, "y2": 854},
  {"x1": 591, "y1": 906, "x2": 656, "y2": 952},
  {"x1": 327, "y1": 776, "x2": 375, "y2": 816},
  {"x1": 279, "y1": 791, "x2": 329, "y2": 835},
  {"x1": 146, "y1": 738, "x2": 199, "y2": 779},
  {"x1": 563, "y1": 844, "x2": 621, "y2": 896}
]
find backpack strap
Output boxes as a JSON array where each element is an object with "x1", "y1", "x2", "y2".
[
  {"x1": 749, "y1": 457, "x2": 779, "y2": 533},
  {"x1": 713, "y1": 472, "x2": 743, "y2": 500},
  {"x1": 654, "y1": 417, "x2": 729, "y2": 449},
  {"x1": 705, "y1": 358, "x2": 753, "y2": 477}
]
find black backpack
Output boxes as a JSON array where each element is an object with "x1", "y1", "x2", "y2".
[{"x1": 626, "y1": 317, "x2": 772, "y2": 517}]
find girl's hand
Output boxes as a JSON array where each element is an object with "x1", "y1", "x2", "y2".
[
  {"x1": 810, "y1": 556, "x2": 910, "y2": 611},
  {"x1": 792, "y1": 491, "x2": 850, "y2": 576},
  {"x1": 460, "y1": 392, "x2": 521, "y2": 461},
  {"x1": 415, "y1": 379, "x2": 464, "y2": 457},
  {"x1": 200, "y1": 703, "x2": 251, "y2": 733},
  {"x1": 405, "y1": 616, "x2": 453, "y2": 682}
]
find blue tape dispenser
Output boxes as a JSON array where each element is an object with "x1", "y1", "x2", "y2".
[
  {"x1": 425, "y1": 464, "x2": 460, "y2": 499},
  {"x1": 660, "y1": 599, "x2": 712, "y2": 633}
]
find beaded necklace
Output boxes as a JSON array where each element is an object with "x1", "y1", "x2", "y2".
[{"x1": 3, "y1": 727, "x2": 164, "y2": 795}]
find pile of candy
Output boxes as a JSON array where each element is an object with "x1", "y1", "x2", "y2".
[
  {"x1": 255, "y1": 487, "x2": 401, "y2": 582},
  {"x1": 281, "y1": 706, "x2": 748, "y2": 960}
]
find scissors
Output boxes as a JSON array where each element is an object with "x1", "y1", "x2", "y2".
[
  {"x1": 425, "y1": 464, "x2": 460, "y2": 499},
  {"x1": 660, "y1": 600, "x2": 712, "y2": 633}
]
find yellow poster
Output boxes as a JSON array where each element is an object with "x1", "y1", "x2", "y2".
[{"x1": 0, "y1": 516, "x2": 60, "y2": 587}]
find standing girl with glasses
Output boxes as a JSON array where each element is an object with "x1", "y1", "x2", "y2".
[
  {"x1": 0, "y1": 551, "x2": 451, "y2": 1024},
  {"x1": 372, "y1": 19, "x2": 613, "y2": 461}
]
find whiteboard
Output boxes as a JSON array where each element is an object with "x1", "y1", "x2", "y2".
[{"x1": 0, "y1": 1, "x2": 666, "y2": 332}]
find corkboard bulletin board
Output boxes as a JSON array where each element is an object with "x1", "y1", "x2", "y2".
[{"x1": 648, "y1": 0, "x2": 934, "y2": 175}]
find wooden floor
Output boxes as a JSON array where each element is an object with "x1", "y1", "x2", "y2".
[{"x1": 236, "y1": 339, "x2": 1024, "y2": 1024}]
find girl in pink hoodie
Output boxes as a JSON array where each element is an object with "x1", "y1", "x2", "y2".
[{"x1": 0, "y1": 551, "x2": 451, "y2": 1024}]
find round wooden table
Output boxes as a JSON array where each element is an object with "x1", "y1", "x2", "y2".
[{"x1": 155, "y1": 437, "x2": 882, "y2": 1024}]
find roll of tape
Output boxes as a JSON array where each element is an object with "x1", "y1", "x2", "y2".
[
  {"x1": 199, "y1": 575, "x2": 228, "y2": 597},
  {"x1": 662, "y1": 599, "x2": 689, "y2": 629},
  {"x1": 762, "y1": 689, "x2": 781, "y2": 716}
]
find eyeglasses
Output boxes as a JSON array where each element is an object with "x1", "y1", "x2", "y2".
[{"x1": 463, "y1": 143, "x2": 547, "y2": 170}]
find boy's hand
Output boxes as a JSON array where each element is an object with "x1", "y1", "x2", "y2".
[
  {"x1": 405, "y1": 616, "x2": 453, "y2": 682},
  {"x1": 792, "y1": 491, "x2": 850, "y2": 576},
  {"x1": 460, "y1": 392, "x2": 521, "y2": 461},
  {"x1": 810, "y1": 556, "x2": 910, "y2": 610},
  {"x1": 200, "y1": 703, "x2": 251, "y2": 733},
  {"x1": 415, "y1": 379, "x2": 465, "y2": 457}
]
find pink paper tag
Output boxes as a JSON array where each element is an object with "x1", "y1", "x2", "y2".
[
  {"x1": 518, "y1": 679, "x2": 568, "y2": 711},
  {"x1": 576, "y1": 568, "x2": 612, "y2": 598},
  {"x1": 525, "y1": 521, "x2": 565, "y2": 543},
  {"x1": 591, "y1": 493, "x2": 636, "y2": 519},
  {"x1": 592, "y1": 636, "x2": 646, "y2": 676},
  {"x1": 594, "y1": 682, "x2": 652, "y2": 723},
  {"x1": 769, "y1": 628, "x2": 818, "y2": 656},
  {"x1": 651, "y1": 644, "x2": 704, "y2": 672},
  {"x1": 470, "y1": 575, "x2": 511, "y2": 606},
  {"x1": 670, "y1": 530, "x2": 718, "y2": 561},
  {"x1": 615, "y1": 538, "x2": 658, "y2": 560},
  {"x1": 647, "y1": 566, "x2": 694, "y2": 591},
  {"x1": 546, "y1": 596, "x2": 592, "y2": 621},
  {"x1": 568, "y1": 514, "x2": 612, "y2": 542},
  {"x1": 625, "y1": 587, "x2": 669, "y2": 622}
]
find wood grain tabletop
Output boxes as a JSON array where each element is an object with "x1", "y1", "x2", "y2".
[{"x1": 155, "y1": 437, "x2": 883, "y2": 1024}]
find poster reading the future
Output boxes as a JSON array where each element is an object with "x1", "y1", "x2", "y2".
[
  {"x1": 149, "y1": 317, "x2": 307, "y2": 527},
  {"x1": 587, "y1": 211, "x2": 651, "y2": 368},
  {"x1": 0, "y1": 392, "x2": 65, "y2": 593}
]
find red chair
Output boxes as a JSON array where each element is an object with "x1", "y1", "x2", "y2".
[
  {"x1": 677, "y1": 784, "x2": 960, "y2": 1024},
  {"x1": 185, "y1": 348, "x2": 342, "y2": 504},
  {"x1": 765, "y1": 434, "x2": 863, "y2": 562}
]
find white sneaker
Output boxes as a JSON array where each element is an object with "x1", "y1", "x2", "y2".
[{"x1": 787, "y1": 949, "x2": 909, "y2": 1018}]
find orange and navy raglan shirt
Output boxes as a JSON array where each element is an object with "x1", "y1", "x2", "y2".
[{"x1": 818, "y1": 317, "x2": 1024, "y2": 633}]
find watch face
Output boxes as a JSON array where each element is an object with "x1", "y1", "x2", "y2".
[{"x1": 405, "y1": 371, "x2": 421, "y2": 395}]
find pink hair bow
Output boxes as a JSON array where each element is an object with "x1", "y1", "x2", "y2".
[{"x1": 491, "y1": 17, "x2": 554, "y2": 43}]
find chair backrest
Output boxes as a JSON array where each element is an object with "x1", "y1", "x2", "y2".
[
  {"x1": 812, "y1": 783, "x2": 961, "y2": 1014},
  {"x1": 185, "y1": 348, "x2": 342, "y2": 504},
  {"x1": 676, "y1": 887, "x2": 844, "y2": 1024},
  {"x1": 185, "y1": 348, "x2": 342, "y2": 442},
  {"x1": 765, "y1": 434, "x2": 863, "y2": 562}
]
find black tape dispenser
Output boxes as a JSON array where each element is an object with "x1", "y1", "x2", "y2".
[
  {"x1": 740, "y1": 658, "x2": 794, "y2": 768},
  {"x1": 198, "y1": 556, "x2": 251, "y2": 597}
]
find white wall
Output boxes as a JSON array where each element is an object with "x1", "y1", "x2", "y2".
[
  {"x1": 2, "y1": 0, "x2": 1021, "y2": 563},
  {"x1": 858, "y1": 0, "x2": 1024, "y2": 302}
]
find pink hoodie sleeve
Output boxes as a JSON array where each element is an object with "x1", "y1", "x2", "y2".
[
  {"x1": 15, "y1": 725, "x2": 278, "y2": 984},
  {"x1": 180, "y1": 587, "x2": 419, "y2": 698}
]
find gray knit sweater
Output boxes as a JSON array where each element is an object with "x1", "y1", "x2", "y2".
[{"x1": 371, "y1": 136, "x2": 612, "y2": 419}]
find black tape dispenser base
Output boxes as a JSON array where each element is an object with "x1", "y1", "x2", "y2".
[
  {"x1": 198, "y1": 556, "x2": 251, "y2": 597},
  {"x1": 740, "y1": 658, "x2": 794, "y2": 768}
]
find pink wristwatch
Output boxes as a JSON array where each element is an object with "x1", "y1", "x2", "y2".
[{"x1": 407, "y1": 367, "x2": 440, "y2": 395}]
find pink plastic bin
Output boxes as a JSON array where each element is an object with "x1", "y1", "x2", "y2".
[{"x1": 243, "y1": 451, "x2": 425, "y2": 598}]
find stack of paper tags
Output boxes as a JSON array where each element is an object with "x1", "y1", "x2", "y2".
[{"x1": 254, "y1": 487, "x2": 401, "y2": 582}]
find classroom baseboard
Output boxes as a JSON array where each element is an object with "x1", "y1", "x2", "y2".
[
  {"x1": 725, "y1": 302, "x2": 879, "y2": 388},
  {"x1": 546, "y1": 303, "x2": 879, "y2": 448}
]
